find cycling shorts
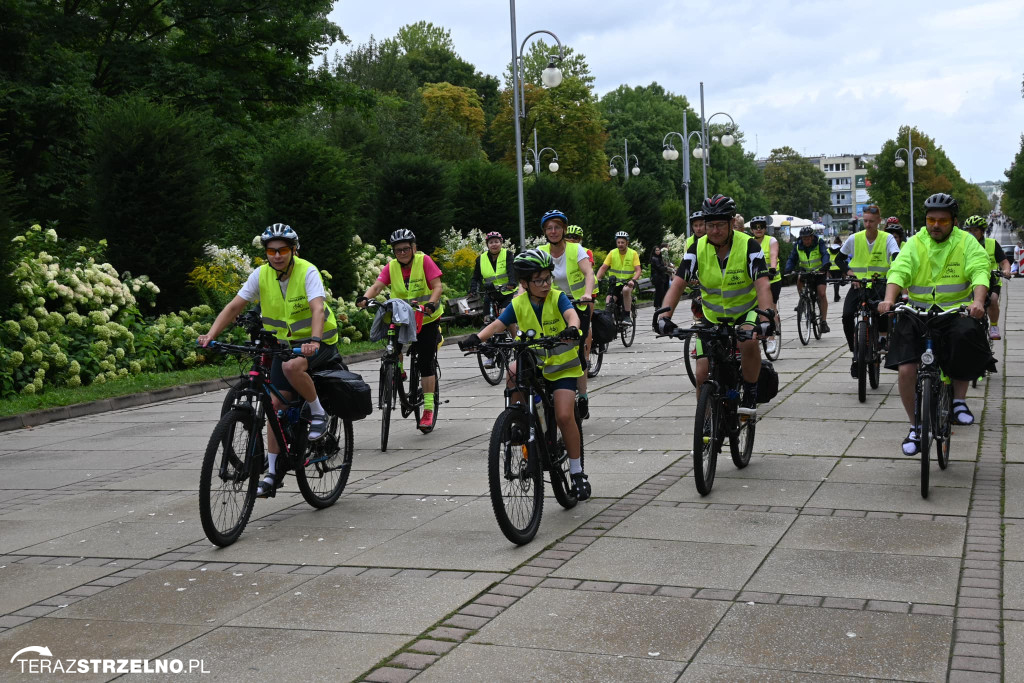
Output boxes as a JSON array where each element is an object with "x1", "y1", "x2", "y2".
[{"x1": 270, "y1": 342, "x2": 342, "y2": 395}]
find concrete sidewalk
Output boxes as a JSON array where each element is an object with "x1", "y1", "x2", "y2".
[{"x1": 0, "y1": 280, "x2": 1019, "y2": 682}]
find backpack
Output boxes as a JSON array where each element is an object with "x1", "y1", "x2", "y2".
[
  {"x1": 591, "y1": 309, "x2": 617, "y2": 344},
  {"x1": 312, "y1": 369, "x2": 373, "y2": 420},
  {"x1": 757, "y1": 360, "x2": 779, "y2": 404}
]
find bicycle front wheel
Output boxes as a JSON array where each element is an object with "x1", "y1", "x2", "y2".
[
  {"x1": 588, "y1": 341, "x2": 604, "y2": 378},
  {"x1": 621, "y1": 306, "x2": 637, "y2": 347},
  {"x1": 797, "y1": 299, "x2": 811, "y2": 345},
  {"x1": 296, "y1": 415, "x2": 354, "y2": 509},
  {"x1": 199, "y1": 408, "x2": 262, "y2": 547},
  {"x1": 729, "y1": 408, "x2": 755, "y2": 469},
  {"x1": 488, "y1": 409, "x2": 544, "y2": 545},
  {"x1": 936, "y1": 381, "x2": 952, "y2": 470},
  {"x1": 693, "y1": 386, "x2": 720, "y2": 495},
  {"x1": 919, "y1": 375, "x2": 932, "y2": 498},
  {"x1": 856, "y1": 320, "x2": 868, "y2": 403},
  {"x1": 478, "y1": 344, "x2": 505, "y2": 385},
  {"x1": 683, "y1": 333, "x2": 697, "y2": 388},
  {"x1": 762, "y1": 317, "x2": 782, "y2": 361},
  {"x1": 379, "y1": 363, "x2": 394, "y2": 452}
]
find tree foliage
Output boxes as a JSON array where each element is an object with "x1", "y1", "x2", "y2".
[
  {"x1": 419, "y1": 82, "x2": 486, "y2": 161},
  {"x1": 449, "y1": 159, "x2": 518, "y2": 237},
  {"x1": 762, "y1": 146, "x2": 830, "y2": 217},
  {"x1": 573, "y1": 182, "x2": 630, "y2": 250},
  {"x1": 1003, "y1": 136, "x2": 1024, "y2": 226},
  {"x1": 505, "y1": 40, "x2": 594, "y2": 89},
  {"x1": 375, "y1": 154, "x2": 453, "y2": 253},
  {"x1": 621, "y1": 177, "x2": 664, "y2": 257}
]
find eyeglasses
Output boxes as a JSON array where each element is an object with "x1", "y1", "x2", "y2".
[
  {"x1": 706, "y1": 220, "x2": 731, "y2": 231},
  {"x1": 393, "y1": 246, "x2": 413, "y2": 254},
  {"x1": 265, "y1": 246, "x2": 293, "y2": 256},
  {"x1": 529, "y1": 276, "x2": 553, "y2": 287},
  {"x1": 925, "y1": 216, "x2": 952, "y2": 228}
]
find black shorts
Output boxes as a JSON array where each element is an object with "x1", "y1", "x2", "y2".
[
  {"x1": 769, "y1": 281, "x2": 781, "y2": 303},
  {"x1": 270, "y1": 342, "x2": 342, "y2": 395},
  {"x1": 395, "y1": 319, "x2": 440, "y2": 379},
  {"x1": 884, "y1": 313, "x2": 995, "y2": 380}
]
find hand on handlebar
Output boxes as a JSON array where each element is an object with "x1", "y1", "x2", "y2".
[
  {"x1": 196, "y1": 334, "x2": 215, "y2": 347},
  {"x1": 655, "y1": 316, "x2": 678, "y2": 336},
  {"x1": 300, "y1": 341, "x2": 320, "y2": 357},
  {"x1": 458, "y1": 333, "x2": 482, "y2": 351},
  {"x1": 355, "y1": 296, "x2": 370, "y2": 309},
  {"x1": 559, "y1": 326, "x2": 580, "y2": 341},
  {"x1": 967, "y1": 302, "x2": 985, "y2": 320}
]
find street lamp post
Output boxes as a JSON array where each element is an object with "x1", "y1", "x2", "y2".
[
  {"x1": 894, "y1": 128, "x2": 928, "y2": 234},
  {"x1": 510, "y1": 0, "x2": 564, "y2": 249},
  {"x1": 608, "y1": 139, "x2": 640, "y2": 182},
  {"x1": 524, "y1": 127, "x2": 559, "y2": 177},
  {"x1": 695, "y1": 81, "x2": 737, "y2": 201},
  {"x1": 662, "y1": 122, "x2": 706, "y2": 237}
]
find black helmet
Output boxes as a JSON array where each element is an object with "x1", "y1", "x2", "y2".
[
  {"x1": 260, "y1": 223, "x2": 299, "y2": 250},
  {"x1": 688, "y1": 210, "x2": 704, "y2": 223},
  {"x1": 514, "y1": 249, "x2": 554, "y2": 279},
  {"x1": 750, "y1": 216, "x2": 768, "y2": 228},
  {"x1": 701, "y1": 194, "x2": 736, "y2": 219},
  {"x1": 923, "y1": 193, "x2": 958, "y2": 217},
  {"x1": 799, "y1": 226, "x2": 814, "y2": 237},
  {"x1": 389, "y1": 229, "x2": 416, "y2": 245}
]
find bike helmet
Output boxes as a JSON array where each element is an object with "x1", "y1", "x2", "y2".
[
  {"x1": 540, "y1": 210, "x2": 568, "y2": 228},
  {"x1": 923, "y1": 193, "x2": 958, "y2": 217},
  {"x1": 484, "y1": 231, "x2": 503, "y2": 241},
  {"x1": 260, "y1": 223, "x2": 299, "y2": 250},
  {"x1": 963, "y1": 215, "x2": 987, "y2": 231},
  {"x1": 615, "y1": 231, "x2": 629, "y2": 241},
  {"x1": 514, "y1": 249, "x2": 554, "y2": 278},
  {"x1": 701, "y1": 194, "x2": 737, "y2": 219},
  {"x1": 885, "y1": 216, "x2": 901, "y2": 228},
  {"x1": 565, "y1": 225, "x2": 584, "y2": 238},
  {"x1": 389, "y1": 229, "x2": 416, "y2": 245},
  {"x1": 689, "y1": 210, "x2": 704, "y2": 223},
  {"x1": 750, "y1": 216, "x2": 768, "y2": 228},
  {"x1": 799, "y1": 226, "x2": 814, "y2": 238}
]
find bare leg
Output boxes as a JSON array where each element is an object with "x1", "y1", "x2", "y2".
[
  {"x1": 898, "y1": 363, "x2": 917, "y2": 423},
  {"x1": 554, "y1": 389, "x2": 581, "y2": 459}
]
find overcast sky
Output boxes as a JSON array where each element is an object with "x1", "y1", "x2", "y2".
[{"x1": 328, "y1": 0, "x2": 1023, "y2": 182}]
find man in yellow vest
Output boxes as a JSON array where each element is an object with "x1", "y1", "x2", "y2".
[
  {"x1": 878, "y1": 194, "x2": 993, "y2": 455},
  {"x1": 596, "y1": 231, "x2": 642, "y2": 317},
  {"x1": 357, "y1": 229, "x2": 444, "y2": 432},
  {"x1": 469, "y1": 231, "x2": 516, "y2": 365},
  {"x1": 837, "y1": 204, "x2": 900, "y2": 377},
  {"x1": 459, "y1": 250, "x2": 590, "y2": 500},
  {"x1": 785, "y1": 226, "x2": 833, "y2": 333},
  {"x1": 198, "y1": 223, "x2": 340, "y2": 497},
  {"x1": 749, "y1": 216, "x2": 781, "y2": 355},
  {"x1": 963, "y1": 215, "x2": 1011, "y2": 340}
]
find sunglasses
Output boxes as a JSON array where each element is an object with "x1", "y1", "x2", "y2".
[
  {"x1": 863, "y1": 206, "x2": 880, "y2": 214},
  {"x1": 265, "y1": 246, "x2": 293, "y2": 256},
  {"x1": 925, "y1": 216, "x2": 952, "y2": 228}
]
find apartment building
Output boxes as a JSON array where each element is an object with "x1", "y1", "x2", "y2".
[{"x1": 805, "y1": 154, "x2": 876, "y2": 220}]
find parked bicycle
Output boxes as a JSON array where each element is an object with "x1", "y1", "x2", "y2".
[
  {"x1": 199, "y1": 326, "x2": 353, "y2": 547},
  {"x1": 604, "y1": 276, "x2": 637, "y2": 347},
  {"x1": 467, "y1": 331, "x2": 584, "y2": 545},
  {"x1": 368, "y1": 300, "x2": 441, "y2": 452},
  {"x1": 476, "y1": 284, "x2": 516, "y2": 385},
  {"x1": 851, "y1": 275, "x2": 888, "y2": 403}
]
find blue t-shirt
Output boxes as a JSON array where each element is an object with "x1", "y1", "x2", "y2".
[{"x1": 497, "y1": 292, "x2": 573, "y2": 326}]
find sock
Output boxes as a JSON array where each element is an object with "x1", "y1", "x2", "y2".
[
  {"x1": 953, "y1": 399, "x2": 967, "y2": 406},
  {"x1": 267, "y1": 452, "x2": 278, "y2": 475},
  {"x1": 308, "y1": 397, "x2": 324, "y2": 416},
  {"x1": 569, "y1": 458, "x2": 583, "y2": 475},
  {"x1": 578, "y1": 392, "x2": 588, "y2": 400},
  {"x1": 743, "y1": 381, "x2": 758, "y2": 404},
  {"x1": 424, "y1": 392, "x2": 435, "y2": 411}
]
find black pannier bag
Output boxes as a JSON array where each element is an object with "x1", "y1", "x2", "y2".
[
  {"x1": 757, "y1": 359, "x2": 779, "y2": 404},
  {"x1": 591, "y1": 309, "x2": 617, "y2": 344},
  {"x1": 313, "y1": 369, "x2": 372, "y2": 420}
]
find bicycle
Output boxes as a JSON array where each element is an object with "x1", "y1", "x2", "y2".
[
  {"x1": 657, "y1": 306, "x2": 772, "y2": 495},
  {"x1": 794, "y1": 272, "x2": 839, "y2": 345},
  {"x1": 851, "y1": 275, "x2": 888, "y2": 403},
  {"x1": 468, "y1": 331, "x2": 585, "y2": 545},
  {"x1": 199, "y1": 331, "x2": 354, "y2": 547},
  {"x1": 972, "y1": 270, "x2": 1009, "y2": 388},
  {"x1": 476, "y1": 284, "x2": 516, "y2": 386},
  {"x1": 604, "y1": 276, "x2": 637, "y2": 347},
  {"x1": 368, "y1": 300, "x2": 441, "y2": 452}
]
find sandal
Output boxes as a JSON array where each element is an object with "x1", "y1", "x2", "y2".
[
  {"x1": 571, "y1": 472, "x2": 591, "y2": 501},
  {"x1": 256, "y1": 475, "x2": 283, "y2": 498},
  {"x1": 902, "y1": 428, "x2": 920, "y2": 456},
  {"x1": 952, "y1": 402, "x2": 974, "y2": 425}
]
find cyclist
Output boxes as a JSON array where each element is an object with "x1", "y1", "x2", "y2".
[
  {"x1": 460, "y1": 249, "x2": 590, "y2": 500},
  {"x1": 785, "y1": 226, "x2": 832, "y2": 333},
  {"x1": 596, "y1": 231, "x2": 642, "y2": 318},
  {"x1": 469, "y1": 231, "x2": 516, "y2": 365},
  {"x1": 651, "y1": 243, "x2": 672, "y2": 308},
  {"x1": 828, "y1": 237, "x2": 843, "y2": 302},
  {"x1": 837, "y1": 204, "x2": 900, "y2": 377},
  {"x1": 537, "y1": 210, "x2": 596, "y2": 419},
  {"x1": 885, "y1": 217, "x2": 906, "y2": 247},
  {"x1": 656, "y1": 194, "x2": 776, "y2": 410},
  {"x1": 197, "y1": 223, "x2": 340, "y2": 497},
  {"x1": 749, "y1": 216, "x2": 781, "y2": 355},
  {"x1": 877, "y1": 193, "x2": 994, "y2": 455},
  {"x1": 356, "y1": 229, "x2": 444, "y2": 432},
  {"x1": 733, "y1": 214, "x2": 745, "y2": 232},
  {"x1": 685, "y1": 210, "x2": 706, "y2": 249},
  {"x1": 963, "y1": 215, "x2": 1011, "y2": 340},
  {"x1": 565, "y1": 225, "x2": 594, "y2": 264}
]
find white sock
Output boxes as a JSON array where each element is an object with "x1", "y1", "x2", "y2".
[
  {"x1": 267, "y1": 452, "x2": 278, "y2": 476},
  {"x1": 308, "y1": 397, "x2": 325, "y2": 416},
  {"x1": 569, "y1": 458, "x2": 583, "y2": 475},
  {"x1": 953, "y1": 399, "x2": 967, "y2": 406}
]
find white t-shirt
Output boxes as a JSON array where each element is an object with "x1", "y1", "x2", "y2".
[
  {"x1": 549, "y1": 244, "x2": 589, "y2": 295},
  {"x1": 839, "y1": 232, "x2": 900, "y2": 262},
  {"x1": 237, "y1": 266, "x2": 326, "y2": 304}
]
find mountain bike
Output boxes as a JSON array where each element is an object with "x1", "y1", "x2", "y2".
[
  {"x1": 605, "y1": 276, "x2": 637, "y2": 347},
  {"x1": 972, "y1": 270, "x2": 1009, "y2": 388},
  {"x1": 794, "y1": 272, "x2": 838, "y2": 345},
  {"x1": 587, "y1": 335, "x2": 606, "y2": 378},
  {"x1": 476, "y1": 284, "x2": 516, "y2": 385},
  {"x1": 199, "y1": 331, "x2": 353, "y2": 547},
  {"x1": 368, "y1": 300, "x2": 441, "y2": 452},
  {"x1": 657, "y1": 307, "x2": 772, "y2": 495},
  {"x1": 852, "y1": 275, "x2": 887, "y2": 403},
  {"x1": 466, "y1": 331, "x2": 584, "y2": 545}
]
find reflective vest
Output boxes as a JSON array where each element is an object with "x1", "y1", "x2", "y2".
[
  {"x1": 539, "y1": 242, "x2": 587, "y2": 308},
  {"x1": 258, "y1": 257, "x2": 338, "y2": 344},
  {"x1": 759, "y1": 235, "x2": 782, "y2": 283},
  {"x1": 479, "y1": 249, "x2": 510, "y2": 289},
  {"x1": 848, "y1": 230, "x2": 893, "y2": 277},
  {"x1": 984, "y1": 238, "x2": 997, "y2": 269},
  {"x1": 697, "y1": 232, "x2": 758, "y2": 322},
  {"x1": 389, "y1": 253, "x2": 443, "y2": 324},
  {"x1": 828, "y1": 248, "x2": 841, "y2": 272},
  {"x1": 685, "y1": 235, "x2": 695, "y2": 251},
  {"x1": 796, "y1": 241, "x2": 823, "y2": 271},
  {"x1": 606, "y1": 247, "x2": 640, "y2": 281},
  {"x1": 903, "y1": 229, "x2": 975, "y2": 311},
  {"x1": 510, "y1": 291, "x2": 583, "y2": 381}
]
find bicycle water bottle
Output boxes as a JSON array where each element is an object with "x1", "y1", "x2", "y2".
[{"x1": 533, "y1": 394, "x2": 547, "y2": 433}]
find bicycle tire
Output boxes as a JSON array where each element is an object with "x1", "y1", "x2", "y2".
[
  {"x1": 587, "y1": 341, "x2": 604, "y2": 378},
  {"x1": 869, "y1": 348, "x2": 881, "y2": 390},
  {"x1": 551, "y1": 411, "x2": 584, "y2": 509},
  {"x1": 296, "y1": 415, "x2": 354, "y2": 508},
  {"x1": 414, "y1": 361, "x2": 441, "y2": 433},
  {"x1": 812, "y1": 298, "x2": 822, "y2": 340},
  {"x1": 856, "y1": 321, "x2": 868, "y2": 403},
  {"x1": 488, "y1": 408, "x2": 544, "y2": 545},
  {"x1": 919, "y1": 375, "x2": 932, "y2": 498},
  {"x1": 683, "y1": 333, "x2": 697, "y2": 388},
  {"x1": 220, "y1": 380, "x2": 246, "y2": 417},
  {"x1": 379, "y1": 363, "x2": 394, "y2": 452},
  {"x1": 797, "y1": 299, "x2": 811, "y2": 345},
  {"x1": 762, "y1": 317, "x2": 782, "y2": 361},
  {"x1": 693, "y1": 386, "x2": 720, "y2": 495},
  {"x1": 729, "y1": 407, "x2": 755, "y2": 469},
  {"x1": 478, "y1": 333, "x2": 506, "y2": 385},
  {"x1": 199, "y1": 408, "x2": 262, "y2": 547},
  {"x1": 621, "y1": 306, "x2": 637, "y2": 347},
  {"x1": 936, "y1": 381, "x2": 952, "y2": 471}
]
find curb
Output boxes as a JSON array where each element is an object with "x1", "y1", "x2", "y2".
[{"x1": 1, "y1": 333, "x2": 473, "y2": 433}]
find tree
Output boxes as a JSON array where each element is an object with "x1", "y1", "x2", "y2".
[
  {"x1": 419, "y1": 82, "x2": 486, "y2": 161},
  {"x1": 762, "y1": 147, "x2": 830, "y2": 217},
  {"x1": 396, "y1": 21, "x2": 455, "y2": 54},
  {"x1": 573, "y1": 182, "x2": 630, "y2": 250},
  {"x1": 526, "y1": 175, "x2": 577, "y2": 240},
  {"x1": 374, "y1": 154, "x2": 453, "y2": 253},
  {"x1": 661, "y1": 199, "x2": 689, "y2": 235},
  {"x1": 1003, "y1": 136, "x2": 1024, "y2": 226},
  {"x1": 449, "y1": 159, "x2": 518, "y2": 237},
  {"x1": 621, "y1": 177, "x2": 663, "y2": 257},
  {"x1": 505, "y1": 40, "x2": 594, "y2": 89}
]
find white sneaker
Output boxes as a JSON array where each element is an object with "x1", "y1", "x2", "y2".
[
  {"x1": 765, "y1": 339, "x2": 777, "y2": 355},
  {"x1": 482, "y1": 357, "x2": 495, "y2": 369}
]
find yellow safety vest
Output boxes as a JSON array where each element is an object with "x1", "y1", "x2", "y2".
[
  {"x1": 606, "y1": 248, "x2": 640, "y2": 280},
  {"x1": 759, "y1": 235, "x2": 782, "y2": 283},
  {"x1": 479, "y1": 249, "x2": 510, "y2": 289},
  {"x1": 903, "y1": 230, "x2": 975, "y2": 311},
  {"x1": 697, "y1": 232, "x2": 758, "y2": 322},
  {"x1": 848, "y1": 230, "x2": 892, "y2": 277},
  {"x1": 510, "y1": 291, "x2": 583, "y2": 381},
  {"x1": 388, "y1": 252, "x2": 443, "y2": 324},
  {"x1": 539, "y1": 242, "x2": 588, "y2": 309},
  {"x1": 796, "y1": 242, "x2": 823, "y2": 271},
  {"x1": 258, "y1": 258, "x2": 338, "y2": 344},
  {"x1": 984, "y1": 238, "x2": 997, "y2": 269}
]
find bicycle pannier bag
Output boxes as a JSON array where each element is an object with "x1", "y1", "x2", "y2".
[
  {"x1": 591, "y1": 309, "x2": 617, "y2": 344},
  {"x1": 312, "y1": 369, "x2": 373, "y2": 420},
  {"x1": 757, "y1": 359, "x2": 779, "y2": 403}
]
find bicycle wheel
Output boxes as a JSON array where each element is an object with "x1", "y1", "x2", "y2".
[
  {"x1": 811, "y1": 300, "x2": 822, "y2": 340},
  {"x1": 693, "y1": 386, "x2": 720, "y2": 495},
  {"x1": 296, "y1": 415, "x2": 354, "y2": 508},
  {"x1": 199, "y1": 408, "x2": 262, "y2": 547},
  {"x1": 550, "y1": 411, "x2": 584, "y2": 509},
  {"x1": 414, "y1": 361, "x2": 441, "y2": 432},
  {"x1": 488, "y1": 408, "x2": 544, "y2": 544},
  {"x1": 919, "y1": 375, "x2": 932, "y2": 498},
  {"x1": 856, "y1": 320, "x2": 868, "y2": 403},
  {"x1": 477, "y1": 345, "x2": 505, "y2": 385},
  {"x1": 621, "y1": 306, "x2": 637, "y2": 347},
  {"x1": 936, "y1": 381, "x2": 952, "y2": 471},
  {"x1": 683, "y1": 334, "x2": 697, "y2": 388},
  {"x1": 869, "y1": 346, "x2": 881, "y2": 390},
  {"x1": 797, "y1": 299, "x2": 811, "y2": 345},
  {"x1": 729, "y1": 407, "x2": 755, "y2": 469},
  {"x1": 762, "y1": 317, "x2": 781, "y2": 361},
  {"x1": 220, "y1": 380, "x2": 246, "y2": 417},
  {"x1": 379, "y1": 363, "x2": 394, "y2": 452},
  {"x1": 587, "y1": 341, "x2": 604, "y2": 378}
]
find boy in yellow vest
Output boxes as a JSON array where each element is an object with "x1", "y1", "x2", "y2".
[
  {"x1": 459, "y1": 250, "x2": 590, "y2": 500},
  {"x1": 198, "y1": 223, "x2": 340, "y2": 497}
]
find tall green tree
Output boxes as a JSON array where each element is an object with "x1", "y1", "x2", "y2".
[
  {"x1": 374, "y1": 154, "x2": 453, "y2": 253},
  {"x1": 505, "y1": 40, "x2": 594, "y2": 88},
  {"x1": 573, "y1": 182, "x2": 630, "y2": 250},
  {"x1": 1003, "y1": 136, "x2": 1024, "y2": 226},
  {"x1": 621, "y1": 177, "x2": 663, "y2": 257},
  {"x1": 419, "y1": 82, "x2": 486, "y2": 161},
  {"x1": 449, "y1": 159, "x2": 518, "y2": 237},
  {"x1": 396, "y1": 21, "x2": 455, "y2": 54},
  {"x1": 762, "y1": 146, "x2": 830, "y2": 217}
]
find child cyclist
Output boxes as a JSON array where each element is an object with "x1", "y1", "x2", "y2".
[{"x1": 460, "y1": 250, "x2": 590, "y2": 500}]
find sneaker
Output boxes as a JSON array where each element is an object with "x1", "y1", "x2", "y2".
[
  {"x1": 739, "y1": 392, "x2": 757, "y2": 423},
  {"x1": 902, "y1": 427, "x2": 920, "y2": 456},
  {"x1": 308, "y1": 413, "x2": 328, "y2": 441},
  {"x1": 765, "y1": 339, "x2": 777, "y2": 355},
  {"x1": 418, "y1": 410, "x2": 434, "y2": 431},
  {"x1": 850, "y1": 360, "x2": 858, "y2": 378},
  {"x1": 482, "y1": 356, "x2": 495, "y2": 369},
  {"x1": 989, "y1": 325, "x2": 1001, "y2": 341},
  {"x1": 571, "y1": 472, "x2": 591, "y2": 501},
  {"x1": 819, "y1": 321, "x2": 830, "y2": 334},
  {"x1": 577, "y1": 395, "x2": 590, "y2": 420}
]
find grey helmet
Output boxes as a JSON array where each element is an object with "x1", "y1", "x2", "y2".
[{"x1": 260, "y1": 223, "x2": 299, "y2": 250}]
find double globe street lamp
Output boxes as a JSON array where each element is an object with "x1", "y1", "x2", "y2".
[
  {"x1": 695, "y1": 82, "x2": 736, "y2": 200},
  {"x1": 662, "y1": 126, "x2": 707, "y2": 235},
  {"x1": 894, "y1": 129, "x2": 928, "y2": 234},
  {"x1": 524, "y1": 127, "x2": 559, "y2": 177},
  {"x1": 608, "y1": 139, "x2": 640, "y2": 182}
]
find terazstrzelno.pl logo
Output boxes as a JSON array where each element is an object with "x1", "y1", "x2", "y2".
[{"x1": 10, "y1": 646, "x2": 209, "y2": 675}]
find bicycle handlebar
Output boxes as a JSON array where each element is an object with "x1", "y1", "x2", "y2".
[{"x1": 201, "y1": 340, "x2": 307, "y2": 358}]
